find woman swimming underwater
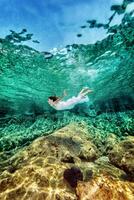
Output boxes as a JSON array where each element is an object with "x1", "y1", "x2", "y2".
[{"x1": 48, "y1": 87, "x2": 93, "y2": 111}]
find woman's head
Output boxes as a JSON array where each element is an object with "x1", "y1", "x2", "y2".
[
  {"x1": 48, "y1": 96, "x2": 60, "y2": 107},
  {"x1": 48, "y1": 96, "x2": 59, "y2": 102}
]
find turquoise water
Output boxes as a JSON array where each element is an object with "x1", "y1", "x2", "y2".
[
  {"x1": 0, "y1": 0, "x2": 134, "y2": 172},
  {"x1": 0, "y1": 1, "x2": 134, "y2": 154},
  {"x1": 0, "y1": 1, "x2": 134, "y2": 199}
]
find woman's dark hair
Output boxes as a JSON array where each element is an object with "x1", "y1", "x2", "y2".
[{"x1": 48, "y1": 96, "x2": 59, "y2": 102}]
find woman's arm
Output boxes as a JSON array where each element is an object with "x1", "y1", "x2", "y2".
[{"x1": 59, "y1": 90, "x2": 67, "y2": 100}]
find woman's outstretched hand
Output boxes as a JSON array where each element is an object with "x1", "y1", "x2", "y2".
[{"x1": 63, "y1": 89, "x2": 67, "y2": 96}]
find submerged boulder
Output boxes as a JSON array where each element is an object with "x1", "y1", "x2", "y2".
[
  {"x1": 0, "y1": 123, "x2": 98, "y2": 200},
  {"x1": 105, "y1": 133, "x2": 118, "y2": 153},
  {"x1": 0, "y1": 123, "x2": 133, "y2": 200},
  {"x1": 76, "y1": 174, "x2": 134, "y2": 200},
  {"x1": 109, "y1": 136, "x2": 134, "y2": 177}
]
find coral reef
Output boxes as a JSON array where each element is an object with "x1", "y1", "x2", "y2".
[{"x1": 0, "y1": 123, "x2": 133, "y2": 200}]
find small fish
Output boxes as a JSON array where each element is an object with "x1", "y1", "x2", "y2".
[
  {"x1": 32, "y1": 40, "x2": 40, "y2": 43},
  {"x1": 77, "y1": 34, "x2": 82, "y2": 37},
  {"x1": 81, "y1": 25, "x2": 86, "y2": 28}
]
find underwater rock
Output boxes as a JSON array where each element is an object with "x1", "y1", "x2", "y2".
[
  {"x1": 0, "y1": 164, "x2": 77, "y2": 200},
  {"x1": 78, "y1": 142, "x2": 98, "y2": 161},
  {"x1": 94, "y1": 156, "x2": 127, "y2": 179},
  {"x1": 105, "y1": 133, "x2": 118, "y2": 153},
  {"x1": 0, "y1": 123, "x2": 133, "y2": 200},
  {"x1": 61, "y1": 151, "x2": 75, "y2": 163},
  {"x1": 109, "y1": 136, "x2": 134, "y2": 177},
  {"x1": 7, "y1": 123, "x2": 99, "y2": 169},
  {"x1": 76, "y1": 174, "x2": 134, "y2": 200},
  {"x1": 0, "y1": 123, "x2": 97, "y2": 200}
]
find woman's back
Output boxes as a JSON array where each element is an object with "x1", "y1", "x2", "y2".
[{"x1": 53, "y1": 95, "x2": 89, "y2": 110}]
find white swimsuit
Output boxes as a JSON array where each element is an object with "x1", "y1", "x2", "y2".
[{"x1": 52, "y1": 94, "x2": 89, "y2": 110}]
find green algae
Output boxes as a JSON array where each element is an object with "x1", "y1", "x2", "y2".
[{"x1": 0, "y1": 110, "x2": 133, "y2": 153}]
